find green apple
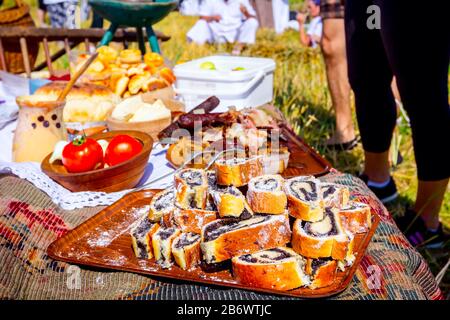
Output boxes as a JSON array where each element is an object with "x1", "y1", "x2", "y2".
[{"x1": 200, "y1": 61, "x2": 216, "y2": 70}]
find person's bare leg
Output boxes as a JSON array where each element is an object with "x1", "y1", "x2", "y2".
[
  {"x1": 363, "y1": 151, "x2": 391, "y2": 183},
  {"x1": 321, "y1": 19, "x2": 355, "y2": 144},
  {"x1": 414, "y1": 179, "x2": 449, "y2": 229}
]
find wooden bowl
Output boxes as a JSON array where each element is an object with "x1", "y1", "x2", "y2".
[
  {"x1": 41, "y1": 130, "x2": 153, "y2": 193},
  {"x1": 106, "y1": 98, "x2": 185, "y2": 141}
]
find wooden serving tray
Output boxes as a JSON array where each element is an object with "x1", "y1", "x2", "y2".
[
  {"x1": 47, "y1": 190, "x2": 380, "y2": 299},
  {"x1": 279, "y1": 124, "x2": 331, "y2": 177}
]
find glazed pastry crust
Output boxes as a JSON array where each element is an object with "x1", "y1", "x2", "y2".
[
  {"x1": 201, "y1": 215, "x2": 291, "y2": 264},
  {"x1": 291, "y1": 213, "x2": 353, "y2": 261},
  {"x1": 305, "y1": 259, "x2": 337, "y2": 289},
  {"x1": 338, "y1": 202, "x2": 372, "y2": 234},
  {"x1": 214, "y1": 157, "x2": 263, "y2": 187},
  {"x1": 246, "y1": 175, "x2": 287, "y2": 214},
  {"x1": 232, "y1": 248, "x2": 310, "y2": 291},
  {"x1": 172, "y1": 208, "x2": 217, "y2": 234},
  {"x1": 287, "y1": 195, "x2": 324, "y2": 222}
]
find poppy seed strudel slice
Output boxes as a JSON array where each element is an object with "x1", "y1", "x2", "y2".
[
  {"x1": 247, "y1": 174, "x2": 287, "y2": 214},
  {"x1": 232, "y1": 247, "x2": 310, "y2": 291},
  {"x1": 321, "y1": 183, "x2": 350, "y2": 209},
  {"x1": 214, "y1": 156, "x2": 263, "y2": 187},
  {"x1": 130, "y1": 218, "x2": 160, "y2": 259},
  {"x1": 211, "y1": 186, "x2": 254, "y2": 219},
  {"x1": 338, "y1": 201, "x2": 372, "y2": 234},
  {"x1": 305, "y1": 258, "x2": 337, "y2": 289},
  {"x1": 174, "y1": 168, "x2": 208, "y2": 210},
  {"x1": 285, "y1": 176, "x2": 324, "y2": 222},
  {"x1": 152, "y1": 227, "x2": 181, "y2": 268},
  {"x1": 172, "y1": 232, "x2": 202, "y2": 270},
  {"x1": 292, "y1": 208, "x2": 354, "y2": 261},
  {"x1": 148, "y1": 188, "x2": 175, "y2": 222},
  {"x1": 172, "y1": 208, "x2": 217, "y2": 234},
  {"x1": 201, "y1": 215, "x2": 291, "y2": 264}
]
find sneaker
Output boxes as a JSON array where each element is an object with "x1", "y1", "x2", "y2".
[
  {"x1": 395, "y1": 209, "x2": 450, "y2": 249},
  {"x1": 359, "y1": 174, "x2": 398, "y2": 204}
]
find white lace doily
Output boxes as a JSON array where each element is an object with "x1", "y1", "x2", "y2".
[{"x1": 0, "y1": 145, "x2": 175, "y2": 210}]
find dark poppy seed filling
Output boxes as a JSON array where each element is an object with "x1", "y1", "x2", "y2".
[
  {"x1": 132, "y1": 218, "x2": 154, "y2": 238},
  {"x1": 322, "y1": 185, "x2": 337, "y2": 198},
  {"x1": 207, "y1": 171, "x2": 217, "y2": 188},
  {"x1": 136, "y1": 242, "x2": 148, "y2": 259},
  {"x1": 310, "y1": 258, "x2": 333, "y2": 274},
  {"x1": 180, "y1": 170, "x2": 203, "y2": 186},
  {"x1": 157, "y1": 227, "x2": 178, "y2": 240},
  {"x1": 289, "y1": 180, "x2": 318, "y2": 202},
  {"x1": 188, "y1": 193, "x2": 198, "y2": 209},
  {"x1": 203, "y1": 216, "x2": 269, "y2": 242},
  {"x1": 238, "y1": 248, "x2": 294, "y2": 263},
  {"x1": 254, "y1": 178, "x2": 278, "y2": 191},
  {"x1": 302, "y1": 209, "x2": 338, "y2": 237},
  {"x1": 239, "y1": 207, "x2": 253, "y2": 220},
  {"x1": 153, "y1": 190, "x2": 175, "y2": 211},
  {"x1": 174, "y1": 232, "x2": 200, "y2": 249}
]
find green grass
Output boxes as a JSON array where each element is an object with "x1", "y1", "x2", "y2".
[{"x1": 17, "y1": 2, "x2": 450, "y2": 297}]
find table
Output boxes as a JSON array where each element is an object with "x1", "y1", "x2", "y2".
[{"x1": 0, "y1": 171, "x2": 443, "y2": 300}]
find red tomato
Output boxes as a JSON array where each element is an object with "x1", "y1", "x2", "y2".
[
  {"x1": 62, "y1": 136, "x2": 104, "y2": 173},
  {"x1": 105, "y1": 135, "x2": 142, "y2": 167}
]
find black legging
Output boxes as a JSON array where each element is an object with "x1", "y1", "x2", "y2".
[{"x1": 345, "y1": 0, "x2": 450, "y2": 181}]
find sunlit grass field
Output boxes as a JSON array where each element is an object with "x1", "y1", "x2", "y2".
[{"x1": 18, "y1": 1, "x2": 450, "y2": 297}]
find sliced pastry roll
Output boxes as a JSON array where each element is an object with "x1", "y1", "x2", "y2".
[
  {"x1": 246, "y1": 174, "x2": 287, "y2": 214},
  {"x1": 214, "y1": 156, "x2": 263, "y2": 187},
  {"x1": 148, "y1": 188, "x2": 175, "y2": 222},
  {"x1": 152, "y1": 227, "x2": 181, "y2": 268},
  {"x1": 172, "y1": 208, "x2": 217, "y2": 234},
  {"x1": 292, "y1": 208, "x2": 354, "y2": 261},
  {"x1": 305, "y1": 258, "x2": 337, "y2": 289},
  {"x1": 174, "y1": 168, "x2": 208, "y2": 210},
  {"x1": 285, "y1": 176, "x2": 324, "y2": 222},
  {"x1": 206, "y1": 170, "x2": 218, "y2": 211},
  {"x1": 201, "y1": 215, "x2": 291, "y2": 264},
  {"x1": 172, "y1": 232, "x2": 202, "y2": 270},
  {"x1": 206, "y1": 170, "x2": 217, "y2": 189},
  {"x1": 232, "y1": 247, "x2": 310, "y2": 291},
  {"x1": 321, "y1": 183, "x2": 350, "y2": 209},
  {"x1": 338, "y1": 201, "x2": 372, "y2": 234},
  {"x1": 130, "y1": 218, "x2": 160, "y2": 259},
  {"x1": 211, "y1": 186, "x2": 254, "y2": 219}
]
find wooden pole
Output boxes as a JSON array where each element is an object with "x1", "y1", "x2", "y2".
[
  {"x1": 0, "y1": 38, "x2": 6, "y2": 71},
  {"x1": 42, "y1": 37, "x2": 54, "y2": 76},
  {"x1": 19, "y1": 37, "x2": 31, "y2": 78}
]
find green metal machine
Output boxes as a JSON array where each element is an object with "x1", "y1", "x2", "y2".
[{"x1": 89, "y1": 0, "x2": 178, "y2": 54}]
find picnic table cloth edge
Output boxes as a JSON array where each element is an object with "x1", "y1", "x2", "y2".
[{"x1": 0, "y1": 172, "x2": 443, "y2": 300}]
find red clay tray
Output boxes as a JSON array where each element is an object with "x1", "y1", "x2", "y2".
[{"x1": 47, "y1": 189, "x2": 380, "y2": 299}]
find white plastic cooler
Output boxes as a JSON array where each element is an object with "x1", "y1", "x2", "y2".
[{"x1": 173, "y1": 55, "x2": 276, "y2": 112}]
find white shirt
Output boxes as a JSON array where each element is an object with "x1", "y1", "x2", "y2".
[
  {"x1": 307, "y1": 16, "x2": 323, "y2": 48},
  {"x1": 199, "y1": 0, "x2": 256, "y2": 42},
  {"x1": 180, "y1": 0, "x2": 202, "y2": 16}
]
